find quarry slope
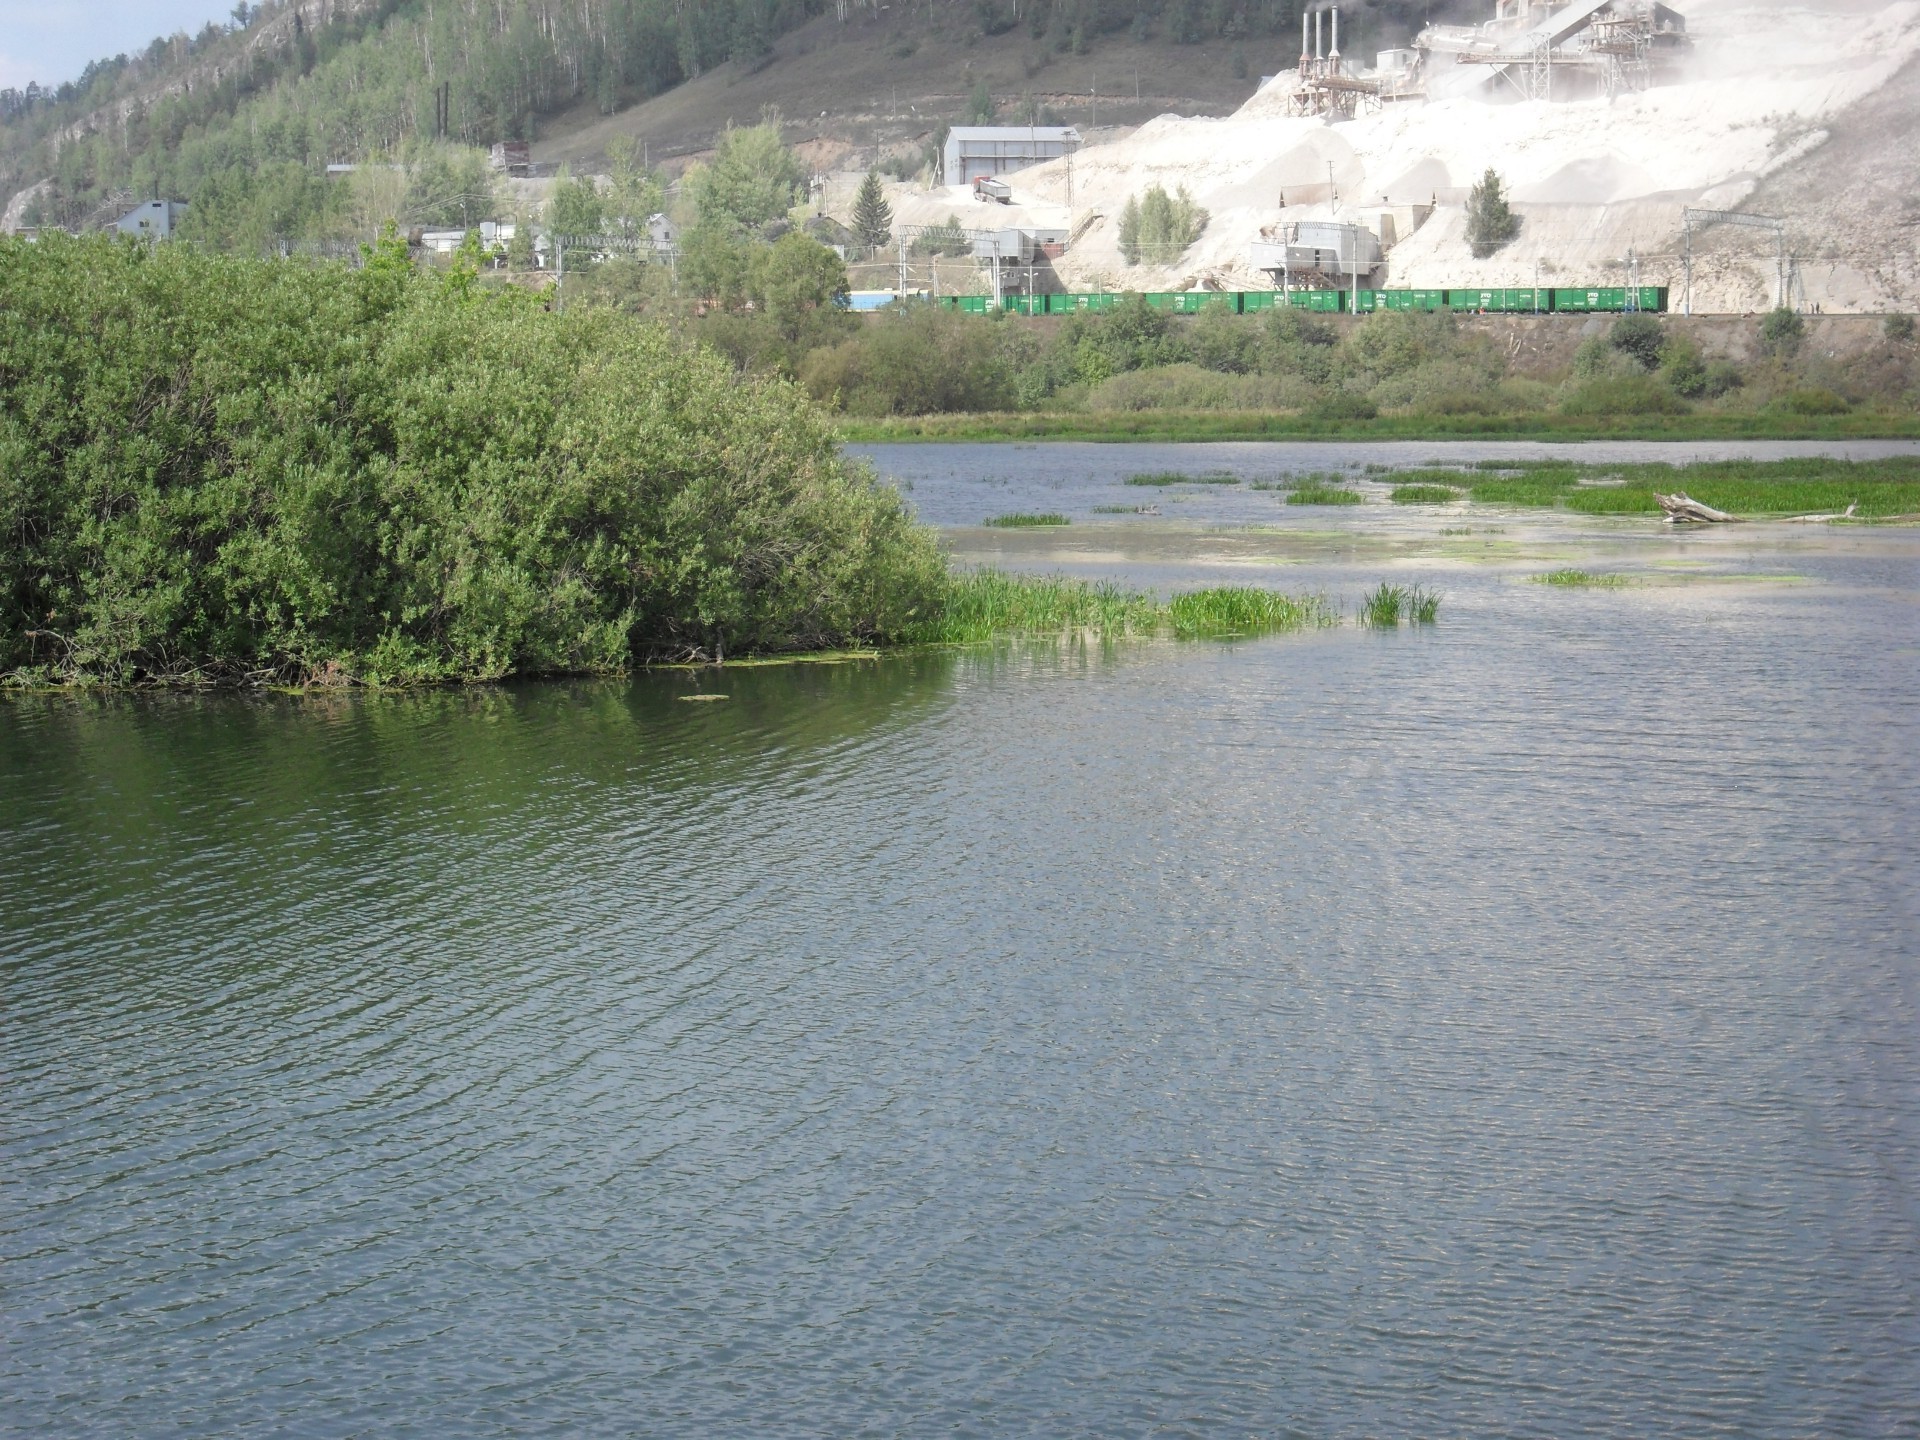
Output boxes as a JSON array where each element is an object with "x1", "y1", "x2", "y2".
[{"x1": 876, "y1": 0, "x2": 1920, "y2": 313}]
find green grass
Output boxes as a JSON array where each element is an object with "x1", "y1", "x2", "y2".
[
  {"x1": 1125, "y1": 470, "x2": 1240, "y2": 486},
  {"x1": 1534, "y1": 569, "x2": 1629, "y2": 587},
  {"x1": 1091, "y1": 504, "x2": 1156, "y2": 514},
  {"x1": 1358, "y1": 458, "x2": 1920, "y2": 520},
  {"x1": 1166, "y1": 588, "x2": 1334, "y2": 637},
  {"x1": 983, "y1": 511, "x2": 1070, "y2": 527},
  {"x1": 908, "y1": 570, "x2": 1335, "y2": 645},
  {"x1": 1360, "y1": 582, "x2": 1442, "y2": 626},
  {"x1": 1390, "y1": 484, "x2": 1463, "y2": 504},
  {"x1": 1287, "y1": 483, "x2": 1364, "y2": 506},
  {"x1": 837, "y1": 410, "x2": 1920, "y2": 445}
]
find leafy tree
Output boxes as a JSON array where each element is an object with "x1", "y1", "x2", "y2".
[
  {"x1": 1760, "y1": 306, "x2": 1805, "y2": 356},
  {"x1": 403, "y1": 145, "x2": 497, "y2": 229},
  {"x1": 912, "y1": 214, "x2": 971, "y2": 258},
  {"x1": 551, "y1": 168, "x2": 606, "y2": 235},
  {"x1": 1466, "y1": 168, "x2": 1521, "y2": 259},
  {"x1": 852, "y1": 171, "x2": 893, "y2": 249},
  {"x1": 606, "y1": 136, "x2": 666, "y2": 238},
  {"x1": 684, "y1": 119, "x2": 805, "y2": 236},
  {"x1": 507, "y1": 215, "x2": 535, "y2": 271},
  {"x1": 1117, "y1": 184, "x2": 1208, "y2": 266},
  {"x1": 1609, "y1": 314, "x2": 1664, "y2": 370},
  {"x1": 965, "y1": 80, "x2": 996, "y2": 124},
  {"x1": 751, "y1": 233, "x2": 851, "y2": 338},
  {"x1": 678, "y1": 223, "x2": 756, "y2": 306}
]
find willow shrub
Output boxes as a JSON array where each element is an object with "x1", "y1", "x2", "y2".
[{"x1": 0, "y1": 234, "x2": 945, "y2": 684}]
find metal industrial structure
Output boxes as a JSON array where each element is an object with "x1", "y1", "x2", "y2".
[
  {"x1": 1680, "y1": 207, "x2": 1795, "y2": 315},
  {"x1": 1420, "y1": 0, "x2": 1691, "y2": 101},
  {"x1": 1251, "y1": 221, "x2": 1385, "y2": 295},
  {"x1": 1277, "y1": 7, "x2": 1425, "y2": 118},
  {"x1": 941, "y1": 127, "x2": 1082, "y2": 186}
]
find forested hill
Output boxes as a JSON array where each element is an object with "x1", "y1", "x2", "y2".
[{"x1": 1, "y1": 0, "x2": 1450, "y2": 243}]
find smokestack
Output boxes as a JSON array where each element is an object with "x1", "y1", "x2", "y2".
[
  {"x1": 1315, "y1": 9, "x2": 1323, "y2": 61},
  {"x1": 1332, "y1": 7, "x2": 1341, "y2": 63},
  {"x1": 1301, "y1": 10, "x2": 1310, "y2": 66}
]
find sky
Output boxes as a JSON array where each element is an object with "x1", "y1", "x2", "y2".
[{"x1": 0, "y1": 2, "x2": 241, "y2": 90}]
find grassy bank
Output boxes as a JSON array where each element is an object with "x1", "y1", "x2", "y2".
[
  {"x1": 1420, "y1": 456, "x2": 1920, "y2": 518},
  {"x1": 839, "y1": 409, "x2": 1920, "y2": 444}
]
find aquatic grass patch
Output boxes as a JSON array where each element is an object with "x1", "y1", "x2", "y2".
[
  {"x1": 1166, "y1": 588, "x2": 1334, "y2": 638},
  {"x1": 1533, "y1": 569, "x2": 1628, "y2": 587},
  {"x1": 984, "y1": 512, "x2": 1071, "y2": 527},
  {"x1": 1466, "y1": 471, "x2": 1584, "y2": 506},
  {"x1": 1391, "y1": 484, "x2": 1463, "y2": 504},
  {"x1": 1091, "y1": 504, "x2": 1157, "y2": 514},
  {"x1": 910, "y1": 570, "x2": 1336, "y2": 646},
  {"x1": 1360, "y1": 582, "x2": 1442, "y2": 626},
  {"x1": 1125, "y1": 470, "x2": 1241, "y2": 486},
  {"x1": 1287, "y1": 483, "x2": 1364, "y2": 506},
  {"x1": 914, "y1": 570, "x2": 1163, "y2": 644}
]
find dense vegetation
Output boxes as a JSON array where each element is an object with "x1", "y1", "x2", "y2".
[
  {"x1": 773, "y1": 299, "x2": 1920, "y2": 431},
  {"x1": 0, "y1": 234, "x2": 944, "y2": 685}
]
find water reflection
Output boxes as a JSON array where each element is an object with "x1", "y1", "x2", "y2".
[{"x1": 3, "y1": 553, "x2": 1917, "y2": 1436}]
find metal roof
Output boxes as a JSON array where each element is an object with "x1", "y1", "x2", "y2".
[{"x1": 945, "y1": 126, "x2": 1082, "y2": 142}]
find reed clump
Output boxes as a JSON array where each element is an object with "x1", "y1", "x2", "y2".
[
  {"x1": 1361, "y1": 582, "x2": 1442, "y2": 626},
  {"x1": 908, "y1": 570, "x2": 1332, "y2": 645},
  {"x1": 1391, "y1": 484, "x2": 1463, "y2": 504},
  {"x1": 1166, "y1": 588, "x2": 1334, "y2": 637},
  {"x1": 1534, "y1": 569, "x2": 1628, "y2": 587},
  {"x1": 1125, "y1": 470, "x2": 1240, "y2": 486},
  {"x1": 1288, "y1": 483, "x2": 1364, "y2": 506},
  {"x1": 984, "y1": 512, "x2": 1070, "y2": 527}
]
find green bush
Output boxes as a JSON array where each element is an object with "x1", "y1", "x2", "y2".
[
  {"x1": 1086, "y1": 364, "x2": 1317, "y2": 412},
  {"x1": 799, "y1": 304, "x2": 1019, "y2": 415},
  {"x1": 1559, "y1": 373, "x2": 1690, "y2": 417},
  {"x1": 0, "y1": 235, "x2": 945, "y2": 684},
  {"x1": 1760, "y1": 306, "x2": 1806, "y2": 357},
  {"x1": 1885, "y1": 313, "x2": 1915, "y2": 342},
  {"x1": 1610, "y1": 314, "x2": 1664, "y2": 370},
  {"x1": 1771, "y1": 387, "x2": 1851, "y2": 415}
]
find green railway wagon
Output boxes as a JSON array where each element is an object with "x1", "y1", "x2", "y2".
[
  {"x1": 1629, "y1": 286, "x2": 1671, "y2": 312},
  {"x1": 1553, "y1": 287, "x2": 1626, "y2": 313},
  {"x1": 1376, "y1": 289, "x2": 1451, "y2": 311},
  {"x1": 999, "y1": 294, "x2": 1047, "y2": 315},
  {"x1": 1454, "y1": 287, "x2": 1551, "y2": 313},
  {"x1": 1047, "y1": 292, "x2": 1122, "y2": 314},
  {"x1": 1239, "y1": 290, "x2": 1281, "y2": 312},
  {"x1": 1284, "y1": 289, "x2": 1346, "y2": 313},
  {"x1": 944, "y1": 295, "x2": 990, "y2": 313},
  {"x1": 1142, "y1": 292, "x2": 1226, "y2": 313}
]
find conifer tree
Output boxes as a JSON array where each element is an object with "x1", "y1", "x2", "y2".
[
  {"x1": 852, "y1": 170, "x2": 893, "y2": 249},
  {"x1": 1467, "y1": 168, "x2": 1521, "y2": 258}
]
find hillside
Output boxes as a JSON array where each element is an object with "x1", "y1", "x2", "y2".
[{"x1": 0, "y1": 1, "x2": 1460, "y2": 240}]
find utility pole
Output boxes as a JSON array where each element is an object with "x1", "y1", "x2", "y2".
[{"x1": 898, "y1": 227, "x2": 908, "y2": 299}]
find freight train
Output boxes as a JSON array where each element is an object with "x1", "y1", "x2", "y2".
[{"x1": 937, "y1": 286, "x2": 1670, "y2": 316}]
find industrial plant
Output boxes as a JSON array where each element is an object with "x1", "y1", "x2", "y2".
[{"x1": 862, "y1": 0, "x2": 1920, "y2": 316}]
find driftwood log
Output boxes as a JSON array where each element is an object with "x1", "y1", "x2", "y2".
[
  {"x1": 1656, "y1": 491, "x2": 1742, "y2": 524},
  {"x1": 1784, "y1": 502, "x2": 1858, "y2": 522}
]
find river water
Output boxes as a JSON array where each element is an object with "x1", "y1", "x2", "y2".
[{"x1": 5, "y1": 443, "x2": 1918, "y2": 1437}]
